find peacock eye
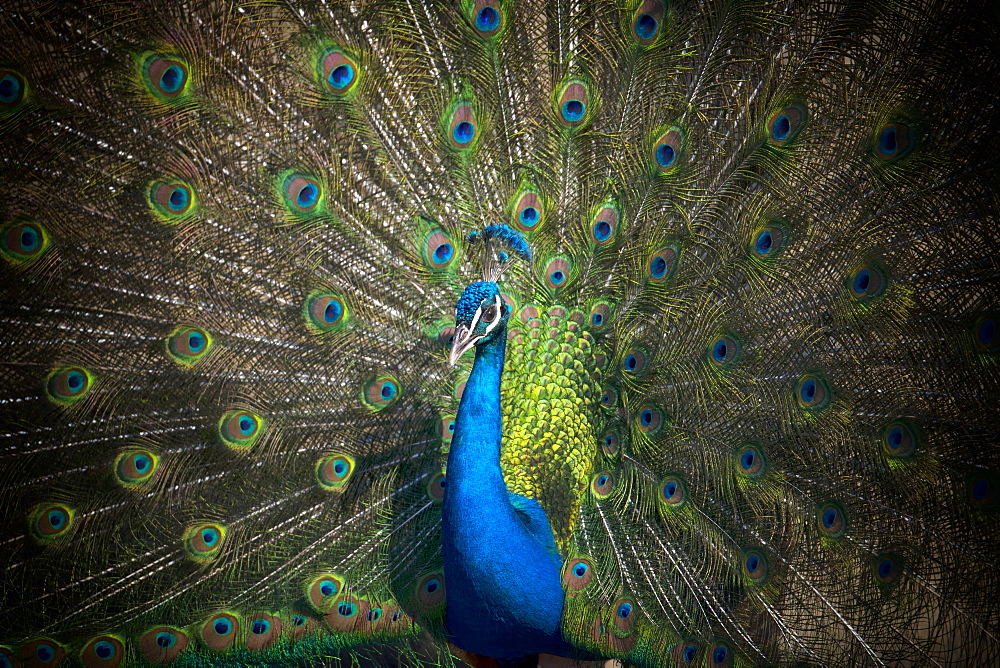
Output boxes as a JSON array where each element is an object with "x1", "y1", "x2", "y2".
[{"x1": 481, "y1": 303, "x2": 498, "y2": 322}]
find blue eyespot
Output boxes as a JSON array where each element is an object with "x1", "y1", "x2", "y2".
[
  {"x1": 651, "y1": 257, "x2": 667, "y2": 278},
  {"x1": 35, "y1": 644, "x2": 55, "y2": 663},
  {"x1": 338, "y1": 601, "x2": 357, "y2": 617},
  {"x1": 433, "y1": 242, "x2": 454, "y2": 264},
  {"x1": 562, "y1": 99, "x2": 585, "y2": 122},
  {"x1": 520, "y1": 206, "x2": 539, "y2": 227},
  {"x1": 134, "y1": 454, "x2": 151, "y2": 473},
  {"x1": 476, "y1": 6, "x2": 499, "y2": 31},
  {"x1": 297, "y1": 183, "x2": 318, "y2": 208},
  {"x1": 48, "y1": 509, "x2": 66, "y2": 529},
  {"x1": 453, "y1": 121, "x2": 474, "y2": 144},
  {"x1": 879, "y1": 126, "x2": 897, "y2": 156},
  {"x1": 160, "y1": 65, "x2": 184, "y2": 93},
  {"x1": 156, "y1": 632, "x2": 176, "y2": 648},
  {"x1": 801, "y1": 379, "x2": 815, "y2": 401},
  {"x1": 635, "y1": 14, "x2": 657, "y2": 40},
  {"x1": 168, "y1": 186, "x2": 189, "y2": 211},
  {"x1": 425, "y1": 577, "x2": 441, "y2": 593},
  {"x1": 328, "y1": 64, "x2": 354, "y2": 91},
  {"x1": 320, "y1": 579, "x2": 337, "y2": 596},
  {"x1": 20, "y1": 226, "x2": 39, "y2": 252},
  {"x1": 683, "y1": 645, "x2": 698, "y2": 662},
  {"x1": 251, "y1": 619, "x2": 270, "y2": 635},
  {"x1": 292, "y1": 615, "x2": 306, "y2": 626},
  {"x1": 772, "y1": 115, "x2": 790, "y2": 141},
  {"x1": 202, "y1": 527, "x2": 218, "y2": 545},
  {"x1": 94, "y1": 640, "x2": 115, "y2": 659},
  {"x1": 755, "y1": 230, "x2": 772, "y2": 254},
  {"x1": 0, "y1": 71, "x2": 24, "y2": 105},
  {"x1": 617, "y1": 601, "x2": 632, "y2": 618},
  {"x1": 213, "y1": 618, "x2": 232, "y2": 635},
  {"x1": 573, "y1": 562, "x2": 589, "y2": 577},
  {"x1": 655, "y1": 143, "x2": 675, "y2": 168},
  {"x1": 713, "y1": 644, "x2": 728, "y2": 664}
]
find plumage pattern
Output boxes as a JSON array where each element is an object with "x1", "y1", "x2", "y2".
[{"x1": 1, "y1": 0, "x2": 998, "y2": 665}]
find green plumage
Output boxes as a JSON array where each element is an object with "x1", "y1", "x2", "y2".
[{"x1": 1, "y1": 0, "x2": 998, "y2": 666}]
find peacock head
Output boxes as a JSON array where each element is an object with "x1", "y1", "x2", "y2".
[{"x1": 449, "y1": 281, "x2": 509, "y2": 365}]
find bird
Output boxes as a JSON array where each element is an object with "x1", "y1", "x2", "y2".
[{"x1": 1, "y1": 0, "x2": 998, "y2": 666}]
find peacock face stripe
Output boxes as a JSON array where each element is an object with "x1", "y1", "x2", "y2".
[
  {"x1": 2, "y1": 220, "x2": 50, "y2": 264},
  {"x1": 0, "y1": 70, "x2": 26, "y2": 109},
  {"x1": 142, "y1": 55, "x2": 190, "y2": 100},
  {"x1": 81, "y1": 635, "x2": 124, "y2": 667},
  {"x1": 139, "y1": 627, "x2": 188, "y2": 664},
  {"x1": 320, "y1": 48, "x2": 359, "y2": 94}
]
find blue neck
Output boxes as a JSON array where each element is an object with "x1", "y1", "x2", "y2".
[{"x1": 442, "y1": 326, "x2": 572, "y2": 659}]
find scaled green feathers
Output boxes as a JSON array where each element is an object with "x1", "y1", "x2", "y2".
[{"x1": 1, "y1": 0, "x2": 998, "y2": 666}]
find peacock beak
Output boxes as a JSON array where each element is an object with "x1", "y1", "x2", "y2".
[{"x1": 449, "y1": 323, "x2": 482, "y2": 366}]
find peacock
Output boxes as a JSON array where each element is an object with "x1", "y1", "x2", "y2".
[{"x1": 1, "y1": 0, "x2": 998, "y2": 665}]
